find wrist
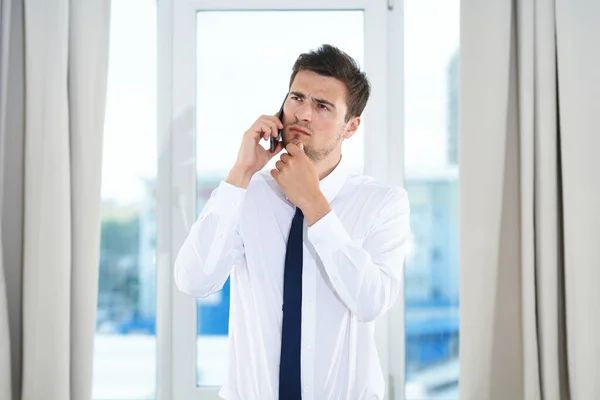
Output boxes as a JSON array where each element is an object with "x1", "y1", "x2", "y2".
[
  {"x1": 226, "y1": 166, "x2": 254, "y2": 189},
  {"x1": 300, "y1": 192, "x2": 331, "y2": 226}
]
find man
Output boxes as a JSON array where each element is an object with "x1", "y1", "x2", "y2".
[{"x1": 174, "y1": 44, "x2": 411, "y2": 400}]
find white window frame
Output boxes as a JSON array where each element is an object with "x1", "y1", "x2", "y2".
[
  {"x1": 157, "y1": 0, "x2": 405, "y2": 398},
  {"x1": 386, "y1": 3, "x2": 407, "y2": 399}
]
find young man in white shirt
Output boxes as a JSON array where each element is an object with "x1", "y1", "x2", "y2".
[{"x1": 174, "y1": 44, "x2": 411, "y2": 400}]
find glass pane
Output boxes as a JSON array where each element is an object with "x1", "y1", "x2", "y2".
[
  {"x1": 403, "y1": 0, "x2": 460, "y2": 399},
  {"x1": 93, "y1": 1, "x2": 157, "y2": 399},
  {"x1": 195, "y1": 10, "x2": 365, "y2": 387}
]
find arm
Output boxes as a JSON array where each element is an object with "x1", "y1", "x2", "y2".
[
  {"x1": 174, "y1": 111, "x2": 284, "y2": 297},
  {"x1": 307, "y1": 187, "x2": 412, "y2": 322},
  {"x1": 173, "y1": 180, "x2": 246, "y2": 297}
]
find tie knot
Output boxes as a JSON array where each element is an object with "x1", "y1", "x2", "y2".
[{"x1": 294, "y1": 207, "x2": 304, "y2": 220}]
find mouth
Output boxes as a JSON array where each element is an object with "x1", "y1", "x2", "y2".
[{"x1": 289, "y1": 126, "x2": 311, "y2": 136}]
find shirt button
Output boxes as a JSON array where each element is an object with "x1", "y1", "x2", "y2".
[
  {"x1": 304, "y1": 387, "x2": 310, "y2": 393},
  {"x1": 306, "y1": 343, "x2": 311, "y2": 349}
]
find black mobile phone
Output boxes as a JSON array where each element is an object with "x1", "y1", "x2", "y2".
[{"x1": 270, "y1": 97, "x2": 286, "y2": 152}]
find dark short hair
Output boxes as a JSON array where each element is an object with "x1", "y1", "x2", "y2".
[{"x1": 289, "y1": 44, "x2": 371, "y2": 122}]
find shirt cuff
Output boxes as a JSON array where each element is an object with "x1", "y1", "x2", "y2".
[{"x1": 307, "y1": 210, "x2": 353, "y2": 252}]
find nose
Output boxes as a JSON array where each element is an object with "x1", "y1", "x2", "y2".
[{"x1": 293, "y1": 101, "x2": 312, "y2": 123}]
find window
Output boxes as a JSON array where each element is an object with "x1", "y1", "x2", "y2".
[
  {"x1": 93, "y1": 1, "x2": 157, "y2": 399},
  {"x1": 87, "y1": 0, "x2": 462, "y2": 397},
  {"x1": 403, "y1": 0, "x2": 460, "y2": 398},
  {"x1": 167, "y1": 1, "x2": 388, "y2": 397}
]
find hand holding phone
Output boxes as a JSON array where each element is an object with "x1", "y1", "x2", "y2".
[{"x1": 227, "y1": 107, "x2": 284, "y2": 188}]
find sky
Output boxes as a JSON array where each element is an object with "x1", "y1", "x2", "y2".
[{"x1": 100, "y1": 0, "x2": 460, "y2": 204}]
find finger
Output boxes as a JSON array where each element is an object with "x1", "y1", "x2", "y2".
[
  {"x1": 270, "y1": 168, "x2": 280, "y2": 181},
  {"x1": 286, "y1": 141, "x2": 302, "y2": 156},
  {"x1": 266, "y1": 114, "x2": 284, "y2": 130},
  {"x1": 251, "y1": 116, "x2": 278, "y2": 137},
  {"x1": 279, "y1": 153, "x2": 290, "y2": 164},
  {"x1": 249, "y1": 122, "x2": 273, "y2": 141},
  {"x1": 292, "y1": 141, "x2": 305, "y2": 153},
  {"x1": 257, "y1": 121, "x2": 277, "y2": 141},
  {"x1": 262, "y1": 114, "x2": 283, "y2": 129},
  {"x1": 275, "y1": 160, "x2": 284, "y2": 171}
]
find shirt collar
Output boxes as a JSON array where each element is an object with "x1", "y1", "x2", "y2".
[{"x1": 318, "y1": 155, "x2": 348, "y2": 203}]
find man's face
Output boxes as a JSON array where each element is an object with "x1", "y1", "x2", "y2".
[{"x1": 281, "y1": 70, "x2": 360, "y2": 163}]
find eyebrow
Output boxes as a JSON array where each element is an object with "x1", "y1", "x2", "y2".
[{"x1": 290, "y1": 91, "x2": 336, "y2": 109}]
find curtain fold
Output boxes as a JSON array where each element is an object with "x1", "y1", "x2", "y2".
[
  {"x1": 67, "y1": 2, "x2": 111, "y2": 398},
  {"x1": 460, "y1": 0, "x2": 600, "y2": 399},
  {"x1": 0, "y1": 0, "x2": 111, "y2": 399},
  {"x1": 556, "y1": 1, "x2": 600, "y2": 398},
  {"x1": 0, "y1": 0, "x2": 15, "y2": 398}
]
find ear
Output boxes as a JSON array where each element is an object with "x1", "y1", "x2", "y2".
[{"x1": 343, "y1": 116, "x2": 361, "y2": 139}]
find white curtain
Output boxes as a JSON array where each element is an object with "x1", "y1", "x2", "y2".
[
  {"x1": 1, "y1": 0, "x2": 14, "y2": 397},
  {"x1": 0, "y1": 0, "x2": 111, "y2": 399},
  {"x1": 460, "y1": 0, "x2": 600, "y2": 399}
]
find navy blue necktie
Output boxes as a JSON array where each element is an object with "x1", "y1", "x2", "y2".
[{"x1": 279, "y1": 207, "x2": 304, "y2": 399}]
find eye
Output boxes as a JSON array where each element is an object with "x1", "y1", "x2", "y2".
[
  {"x1": 318, "y1": 104, "x2": 329, "y2": 111},
  {"x1": 291, "y1": 96, "x2": 301, "y2": 101}
]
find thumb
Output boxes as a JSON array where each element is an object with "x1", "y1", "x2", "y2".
[{"x1": 299, "y1": 142, "x2": 304, "y2": 151}]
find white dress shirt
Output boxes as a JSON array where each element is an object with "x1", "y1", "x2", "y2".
[{"x1": 174, "y1": 156, "x2": 411, "y2": 400}]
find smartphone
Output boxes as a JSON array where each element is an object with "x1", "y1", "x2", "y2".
[{"x1": 270, "y1": 96, "x2": 287, "y2": 152}]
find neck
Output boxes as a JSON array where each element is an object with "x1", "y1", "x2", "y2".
[{"x1": 316, "y1": 152, "x2": 342, "y2": 181}]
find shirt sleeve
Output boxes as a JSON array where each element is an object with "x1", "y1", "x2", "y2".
[
  {"x1": 174, "y1": 180, "x2": 246, "y2": 297},
  {"x1": 307, "y1": 187, "x2": 412, "y2": 322}
]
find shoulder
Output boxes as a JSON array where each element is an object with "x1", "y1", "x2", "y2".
[
  {"x1": 342, "y1": 172, "x2": 409, "y2": 211},
  {"x1": 342, "y1": 174, "x2": 411, "y2": 243}
]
